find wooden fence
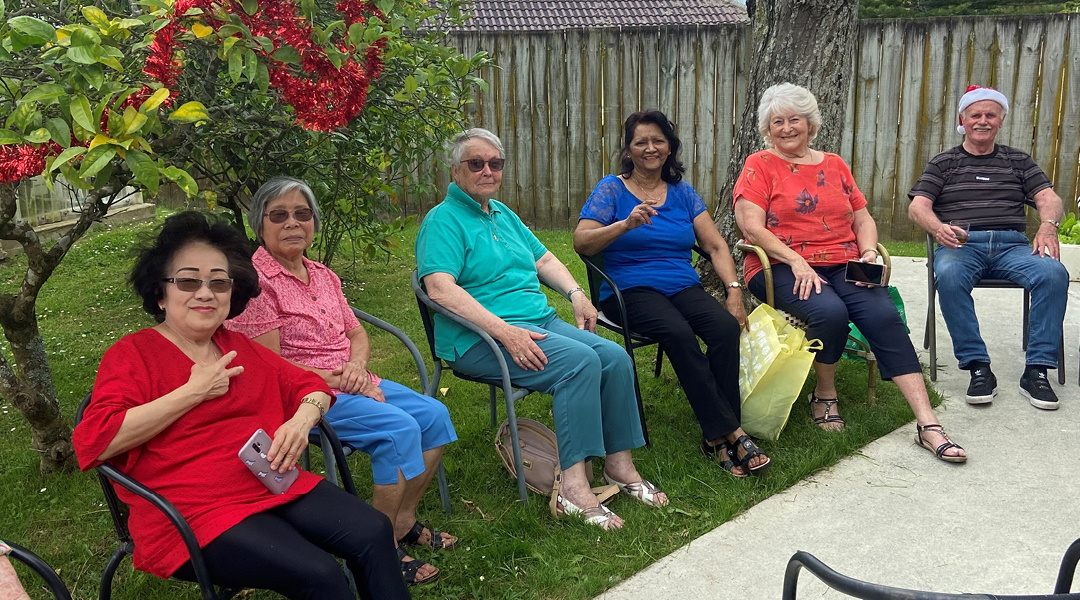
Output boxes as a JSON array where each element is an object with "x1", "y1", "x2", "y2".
[{"x1": 405, "y1": 14, "x2": 1080, "y2": 240}]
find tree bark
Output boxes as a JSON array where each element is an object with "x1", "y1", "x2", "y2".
[
  {"x1": 702, "y1": 0, "x2": 860, "y2": 297},
  {"x1": 0, "y1": 181, "x2": 115, "y2": 475}
]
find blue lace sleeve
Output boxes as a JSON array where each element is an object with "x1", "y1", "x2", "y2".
[
  {"x1": 687, "y1": 183, "x2": 707, "y2": 217},
  {"x1": 579, "y1": 176, "x2": 623, "y2": 225}
]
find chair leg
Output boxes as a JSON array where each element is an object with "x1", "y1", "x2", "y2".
[
  {"x1": 866, "y1": 355, "x2": 877, "y2": 406},
  {"x1": 1059, "y1": 332, "x2": 1066, "y2": 385},
  {"x1": 100, "y1": 545, "x2": 129, "y2": 600},
  {"x1": 489, "y1": 386, "x2": 498, "y2": 429},
  {"x1": 653, "y1": 344, "x2": 665, "y2": 378},
  {"x1": 630, "y1": 369, "x2": 650, "y2": 448},
  {"x1": 502, "y1": 385, "x2": 529, "y2": 505},
  {"x1": 1022, "y1": 289, "x2": 1030, "y2": 351},
  {"x1": 437, "y1": 461, "x2": 451, "y2": 515},
  {"x1": 320, "y1": 435, "x2": 340, "y2": 488}
]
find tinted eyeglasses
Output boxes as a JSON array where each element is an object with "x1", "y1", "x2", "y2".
[
  {"x1": 461, "y1": 158, "x2": 505, "y2": 172},
  {"x1": 162, "y1": 277, "x2": 234, "y2": 293},
  {"x1": 265, "y1": 207, "x2": 314, "y2": 223}
]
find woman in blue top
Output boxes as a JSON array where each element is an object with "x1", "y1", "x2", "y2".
[{"x1": 574, "y1": 110, "x2": 770, "y2": 477}]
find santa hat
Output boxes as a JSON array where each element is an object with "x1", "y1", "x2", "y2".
[{"x1": 957, "y1": 85, "x2": 1009, "y2": 135}]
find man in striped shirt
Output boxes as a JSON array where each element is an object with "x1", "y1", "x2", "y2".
[{"x1": 908, "y1": 85, "x2": 1068, "y2": 411}]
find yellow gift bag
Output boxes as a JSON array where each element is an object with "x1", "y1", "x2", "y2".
[{"x1": 739, "y1": 304, "x2": 822, "y2": 441}]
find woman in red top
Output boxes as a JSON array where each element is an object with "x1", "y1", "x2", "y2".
[
  {"x1": 72, "y1": 211, "x2": 410, "y2": 599},
  {"x1": 734, "y1": 83, "x2": 965, "y2": 463}
]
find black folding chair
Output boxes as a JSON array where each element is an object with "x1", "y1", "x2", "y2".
[
  {"x1": 577, "y1": 246, "x2": 719, "y2": 445},
  {"x1": 782, "y1": 536, "x2": 1080, "y2": 599},
  {"x1": 411, "y1": 269, "x2": 536, "y2": 504},
  {"x1": 304, "y1": 306, "x2": 452, "y2": 515},
  {"x1": 924, "y1": 234, "x2": 1065, "y2": 384},
  {"x1": 76, "y1": 392, "x2": 357, "y2": 600},
  {"x1": 2, "y1": 540, "x2": 73, "y2": 600}
]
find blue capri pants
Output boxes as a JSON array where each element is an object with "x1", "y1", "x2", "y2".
[
  {"x1": 748, "y1": 263, "x2": 921, "y2": 379},
  {"x1": 325, "y1": 379, "x2": 457, "y2": 485},
  {"x1": 449, "y1": 315, "x2": 645, "y2": 468}
]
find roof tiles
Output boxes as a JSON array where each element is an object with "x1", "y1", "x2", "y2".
[{"x1": 453, "y1": 0, "x2": 749, "y2": 31}]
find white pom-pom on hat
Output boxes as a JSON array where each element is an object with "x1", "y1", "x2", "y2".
[{"x1": 957, "y1": 85, "x2": 1009, "y2": 135}]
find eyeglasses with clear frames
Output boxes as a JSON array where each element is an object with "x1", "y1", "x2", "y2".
[{"x1": 161, "y1": 277, "x2": 234, "y2": 293}]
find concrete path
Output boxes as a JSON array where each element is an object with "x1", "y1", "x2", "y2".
[{"x1": 598, "y1": 256, "x2": 1080, "y2": 599}]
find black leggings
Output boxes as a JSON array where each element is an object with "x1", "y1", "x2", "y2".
[
  {"x1": 174, "y1": 480, "x2": 409, "y2": 600},
  {"x1": 602, "y1": 285, "x2": 743, "y2": 441}
]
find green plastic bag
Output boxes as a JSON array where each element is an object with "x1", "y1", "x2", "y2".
[
  {"x1": 739, "y1": 304, "x2": 823, "y2": 441},
  {"x1": 844, "y1": 285, "x2": 908, "y2": 359}
]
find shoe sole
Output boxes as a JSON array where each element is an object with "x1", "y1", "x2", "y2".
[
  {"x1": 1020, "y1": 387, "x2": 1059, "y2": 410},
  {"x1": 965, "y1": 390, "x2": 996, "y2": 405}
]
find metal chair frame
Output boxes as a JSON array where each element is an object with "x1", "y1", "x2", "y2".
[
  {"x1": 783, "y1": 537, "x2": 1080, "y2": 599},
  {"x1": 3, "y1": 540, "x2": 74, "y2": 600},
  {"x1": 76, "y1": 393, "x2": 357, "y2": 600},
  {"x1": 411, "y1": 269, "x2": 534, "y2": 504},
  {"x1": 304, "y1": 306, "x2": 452, "y2": 515},
  {"x1": 923, "y1": 233, "x2": 1065, "y2": 384},
  {"x1": 737, "y1": 242, "x2": 892, "y2": 404}
]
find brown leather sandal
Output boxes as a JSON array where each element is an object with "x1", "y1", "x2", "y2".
[{"x1": 915, "y1": 423, "x2": 967, "y2": 464}]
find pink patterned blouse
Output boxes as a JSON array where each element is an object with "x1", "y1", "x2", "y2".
[{"x1": 225, "y1": 246, "x2": 381, "y2": 391}]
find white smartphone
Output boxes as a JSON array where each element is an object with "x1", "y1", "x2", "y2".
[{"x1": 238, "y1": 429, "x2": 299, "y2": 494}]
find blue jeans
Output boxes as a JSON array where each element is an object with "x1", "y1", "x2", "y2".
[
  {"x1": 449, "y1": 315, "x2": 645, "y2": 468},
  {"x1": 934, "y1": 229, "x2": 1068, "y2": 370}
]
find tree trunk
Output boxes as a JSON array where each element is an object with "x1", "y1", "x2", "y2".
[
  {"x1": 0, "y1": 181, "x2": 115, "y2": 475},
  {"x1": 702, "y1": 0, "x2": 860, "y2": 297}
]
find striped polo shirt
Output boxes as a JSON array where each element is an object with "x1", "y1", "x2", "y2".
[{"x1": 908, "y1": 144, "x2": 1052, "y2": 232}]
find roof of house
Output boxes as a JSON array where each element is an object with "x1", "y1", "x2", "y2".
[{"x1": 454, "y1": 0, "x2": 749, "y2": 31}]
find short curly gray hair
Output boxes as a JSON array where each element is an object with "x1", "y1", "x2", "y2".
[
  {"x1": 248, "y1": 176, "x2": 322, "y2": 244},
  {"x1": 448, "y1": 128, "x2": 504, "y2": 165},
  {"x1": 756, "y1": 83, "x2": 822, "y2": 148}
]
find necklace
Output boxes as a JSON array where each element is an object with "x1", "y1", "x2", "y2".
[
  {"x1": 628, "y1": 174, "x2": 665, "y2": 204},
  {"x1": 160, "y1": 320, "x2": 221, "y2": 365}
]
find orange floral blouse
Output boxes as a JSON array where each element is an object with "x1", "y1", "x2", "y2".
[{"x1": 733, "y1": 150, "x2": 868, "y2": 283}]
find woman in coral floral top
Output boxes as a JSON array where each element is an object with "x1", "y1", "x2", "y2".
[{"x1": 734, "y1": 83, "x2": 965, "y2": 463}]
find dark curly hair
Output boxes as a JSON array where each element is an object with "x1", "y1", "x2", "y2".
[
  {"x1": 618, "y1": 110, "x2": 685, "y2": 184},
  {"x1": 130, "y1": 211, "x2": 260, "y2": 323}
]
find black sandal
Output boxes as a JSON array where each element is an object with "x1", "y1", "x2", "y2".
[
  {"x1": 733, "y1": 434, "x2": 771, "y2": 475},
  {"x1": 915, "y1": 423, "x2": 967, "y2": 464},
  {"x1": 700, "y1": 438, "x2": 748, "y2": 479},
  {"x1": 398, "y1": 520, "x2": 457, "y2": 550},
  {"x1": 397, "y1": 546, "x2": 439, "y2": 586},
  {"x1": 809, "y1": 392, "x2": 846, "y2": 430}
]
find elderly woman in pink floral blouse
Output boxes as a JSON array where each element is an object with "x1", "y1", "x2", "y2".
[{"x1": 226, "y1": 177, "x2": 457, "y2": 586}]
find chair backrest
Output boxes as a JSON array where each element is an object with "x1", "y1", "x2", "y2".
[
  {"x1": 75, "y1": 393, "x2": 134, "y2": 545},
  {"x1": 3, "y1": 540, "x2": 73, "y2": 600},
  {"x1": 579, "y1": 253, "x2": 606, "y2": 307},
  {"x1": 410, "y1": 271, "x2": 443, "y2": 369},
  {"x1": 349, "y1": 306, "x2": 430, "y2": 396}
]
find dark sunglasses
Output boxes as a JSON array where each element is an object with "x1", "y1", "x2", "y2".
[
  {"x1": 162, "y1": 277, "x2": 234, "y2": 293},
  {"x1": 462, "y1": 158, "x2": 505, "y2": 172},
  {"x1": 265, "y1": 207, "x2": 314, "y2": 223}
]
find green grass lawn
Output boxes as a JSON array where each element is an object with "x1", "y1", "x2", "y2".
[{"x1": 0, "y1": 215, "x2": 938, "y2": 600}]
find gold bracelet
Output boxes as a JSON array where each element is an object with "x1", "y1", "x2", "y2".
[{"x1": 300, "y1": 396, "x2": 326, "y2": 418}]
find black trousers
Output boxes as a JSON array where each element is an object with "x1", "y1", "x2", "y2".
[
  {"x1": 602, "y1": 285, "x2": 743, "y2": 441},
  {"x1": 174, "y1": 480, "x2": 410, "y2": 600}
]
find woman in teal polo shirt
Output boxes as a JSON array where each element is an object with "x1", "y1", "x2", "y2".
[{"x1": 416, "y1": 128, "x2": 668, "y2": 530}]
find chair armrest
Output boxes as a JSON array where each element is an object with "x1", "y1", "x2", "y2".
[
  {"x1": 410, "y1": 270, "x2": 515, "y2": 388},
  {"x1": 94, "y1": 464, "x2": 216, "y2": 591},
  {"x1": 578, "y1": 253, "x2": 634, "y2": 328},
  {"x1": 3, "y1": 540, "x2": 73, "y2": 600},
  {"x1": 350, "y1": 307, "x2": 429, "y2": 396},
  {"x1": 315, "y1": 420, "x2": 357, "y2": 496},
  {"x1": 735, "y1": 242, "x2": 774, "y2": 306},
  {"x1": 877, "y1": 243, "x2": 892, "y2": 286}
]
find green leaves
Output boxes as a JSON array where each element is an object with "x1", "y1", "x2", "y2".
[
  {"x1": 125, "y1": 149, "x2": 159, "y2": 193},
  {"x1": 78, "y1": 144, "x2": 116, "y2": 178},
  {"x1": 8, "y1": 16, "x2": 56, "y2": 45},
  {"x1": 19, "y1": 84, "x2": 66, "y2": 105},
  {"x1": 271, "y1": 46, "x2": 301, "y2": 65},
  {"x1": 139, "y1": 88, "x2": 170, "y2": 113},
  {"x1": 161, "y1": 165, "x2": 198, "y2": 197},
  {"x1": 168, "y1": 102, "x2": 209, "y2": 124},
  {"x1": 69, "y1": 96, "x2": 97, "y2": 132}
]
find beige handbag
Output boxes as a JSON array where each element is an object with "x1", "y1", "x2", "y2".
[{"x1": 494, "y1": 418, "x2": 617, "y2": 516}]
